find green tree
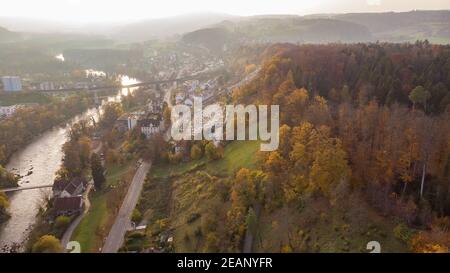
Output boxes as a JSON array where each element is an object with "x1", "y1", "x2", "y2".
[
  {"x1": 91, "y1": 153, "x2": 105, "y2": 190},
  {"x1": 32, "y1": 235, "x2": 62, "y2": 253},
  {"x1": 54, "y1": 215, "x2": 71, "y2": 231},
  {"x1": 409, "y1": 86, "x2": 431, "y2": 111},
  {"x1": 131, "y1": 208, "x2": 142, "y2": 223}
]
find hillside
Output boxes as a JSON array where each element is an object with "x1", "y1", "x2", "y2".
[
  {"x1": 188, "y1": 10, "x2": 450, "y2": 46},
  {"x1": 122, "y1": 43, "x2": 450, "y2": 253},
  {"x1": 0, "y1": 26, "x2": 20, "y2": 43},
  {"x1": 113, "y1": 13, "x2": 236, "y2": 42},
  {"x1": 182, "y1": 27, "x2": 232, "y2": 52},
  {"x1": 334, "y1": 10, "x2": 450, "y2": 43}
]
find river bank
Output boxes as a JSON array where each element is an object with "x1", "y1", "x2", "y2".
[{"x1": 0, "y1": 74, "x2": 140, "y2": 252}]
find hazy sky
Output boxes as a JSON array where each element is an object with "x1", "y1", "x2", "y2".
[{"x1": 1, "y1": 0, "x2": 449, "y2": 23}]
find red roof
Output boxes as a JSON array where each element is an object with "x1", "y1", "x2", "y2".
[{"x1": 54, "y1": 196, "x2": 82, "y2": 212}]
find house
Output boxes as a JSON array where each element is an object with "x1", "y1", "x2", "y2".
[
  {"x1": 52, "y1": 179, "x2": 67, "y2": 197},
  {"x1": 60, "y1": 177, "x2": 87, "y2": 198},
  {"x1": 52, "y1": 177, "x2": 87, "y2": 198},
  {"x1": 141, "y1": 124, "x2": 160, "y2": 138},
  {"x1": 54, "y1": 196, "x2": 83, "y2": 216},
  {"x1": 138, "y1": 113, "x2": 162, "y2": 138}
]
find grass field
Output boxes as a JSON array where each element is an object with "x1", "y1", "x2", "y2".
[
  {"x1": 205, "y1": 140, "x2": 260, "y2": 176},
  {"x1": 72, "y1": 160, "x2": 135, "y2": 252},
  {"x1": 125, "y1": 141, "x2": 260, "y2": 251},
  {"x1": 151, "y1": 140, "x2": 260, "y2": 179}
]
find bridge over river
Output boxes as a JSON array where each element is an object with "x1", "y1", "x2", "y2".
[{"x1": 0, "y1": 184, "x2": 53, "y2": 193}]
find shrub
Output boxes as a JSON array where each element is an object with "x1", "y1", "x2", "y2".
[
  {"x1": 128, "y1": 231, "x2": 146, "y2": 239},
  {"x1": 54, "y1": 215, "x2": 71, "y2": 230},
  {"x1": 393, "y1": 223, "x2": 415, "y2": 243},
  {"x1": 131, "y1": 209, "x2": 142, "y2": 223}
]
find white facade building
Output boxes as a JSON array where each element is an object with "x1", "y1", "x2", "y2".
[
  {"x1": 1, "y1": 76, "x2": 22, "y2": 92},
  {"x1": 141, "y1": 124, "x2": 160, "y2": 138},
  {"x1": 0, "y1": 105, "x2": 18, "y2": 117}
]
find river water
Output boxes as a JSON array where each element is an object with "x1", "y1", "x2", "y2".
[{"x1": 0, "y1": 72, "x2": 139, "y2": 252}]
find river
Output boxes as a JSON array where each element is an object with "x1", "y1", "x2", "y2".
[{"x1": 0, "y1": 70, "x2": 139, "y2": 252}]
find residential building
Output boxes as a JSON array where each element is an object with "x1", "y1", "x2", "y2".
[
  {"x1": 39, "y1": 82, "x2": 55, "y2": 91},
  {"x1": 138, "y1": 113, "x2": 162, "y2": 139},
  {"x1": 52, "y1": 177, "x2": 87, "y2": 198},
  {"x1": 0, "y1": 105, "x2": 18, "y2": 118},
  {"x1": 1, "y1": 76, "x2": 22, "y2": 92},
  {"x1": 54, "y1": 196, "x2": 83, "y2": 216}
]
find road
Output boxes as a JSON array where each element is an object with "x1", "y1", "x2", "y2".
[{"x1": 101, "y1": 161, "x2": 151, "y2": 253}]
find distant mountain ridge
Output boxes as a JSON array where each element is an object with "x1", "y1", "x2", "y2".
[
  {"x1": 182, "y1": 10, "x2": 450, "y2": 50},
  {"x1": 1, "y1": 10, "x2": 449, "y2": 44}
]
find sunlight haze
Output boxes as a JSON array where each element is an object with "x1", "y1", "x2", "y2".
[{"x1": 0, "y1": 0, "x2": 449, "y2": 23}]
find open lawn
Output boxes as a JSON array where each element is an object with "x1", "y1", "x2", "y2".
[{"x1": 151, "y1": 140, "x2": 260, "y2": 179}]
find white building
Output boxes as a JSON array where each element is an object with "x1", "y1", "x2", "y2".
[
  {"x1": 0, "y1": 105, "x2": 18, "y2": 117},
  {"x1": 1, "y1": 76, "x2": 22, "y2": 92},
  {"x1": 141, "y1": 124, "x2": 160, "y2": 138},
  {"x1": 39, "y1": 82, "x2": 55, "y2": 90}
]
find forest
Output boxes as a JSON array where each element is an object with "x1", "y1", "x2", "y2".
[
  {"x1": 0, "y1": 95, "x2": 91, "y2": 166},
  {"x1": 226, "y1": 42, "x2": 450, "y2": 252}
]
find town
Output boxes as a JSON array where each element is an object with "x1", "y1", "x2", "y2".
[{"x1": 1, "y1": 2, "x2": 450, "y2": 257}]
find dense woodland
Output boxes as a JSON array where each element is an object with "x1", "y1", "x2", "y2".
[
  {"x1": 0, "y1": 95, "x2": 91, "y2": 166},
  {"x1": 225, "y1": 42, "x2": 450, "y2": 252}
]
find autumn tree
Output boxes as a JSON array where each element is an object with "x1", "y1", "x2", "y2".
[
  {"x1": 190, "y1": 144, "x2": 203, "y2": 160},
  {"x1": 32, "y1": 235, "x2": 62, "y2": 253},
  {"x1": 100, "y1": 102, "x2": 123, "y2": 128},
  {"x1": 0, "y1": 192, "x2": 10, "y2": 223},
  {"x1": 163, "y1": 106, "x2": 172, "y2": 128},
  {"x1": 0, "y1": 165, "x2": 18, "y2": 188},
  {"x1": 205, "y1": 142, "x2": 223, "y2": 161},
  {"x1": 227, "y1": 169, "x2": 267, "y2": 250}
]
